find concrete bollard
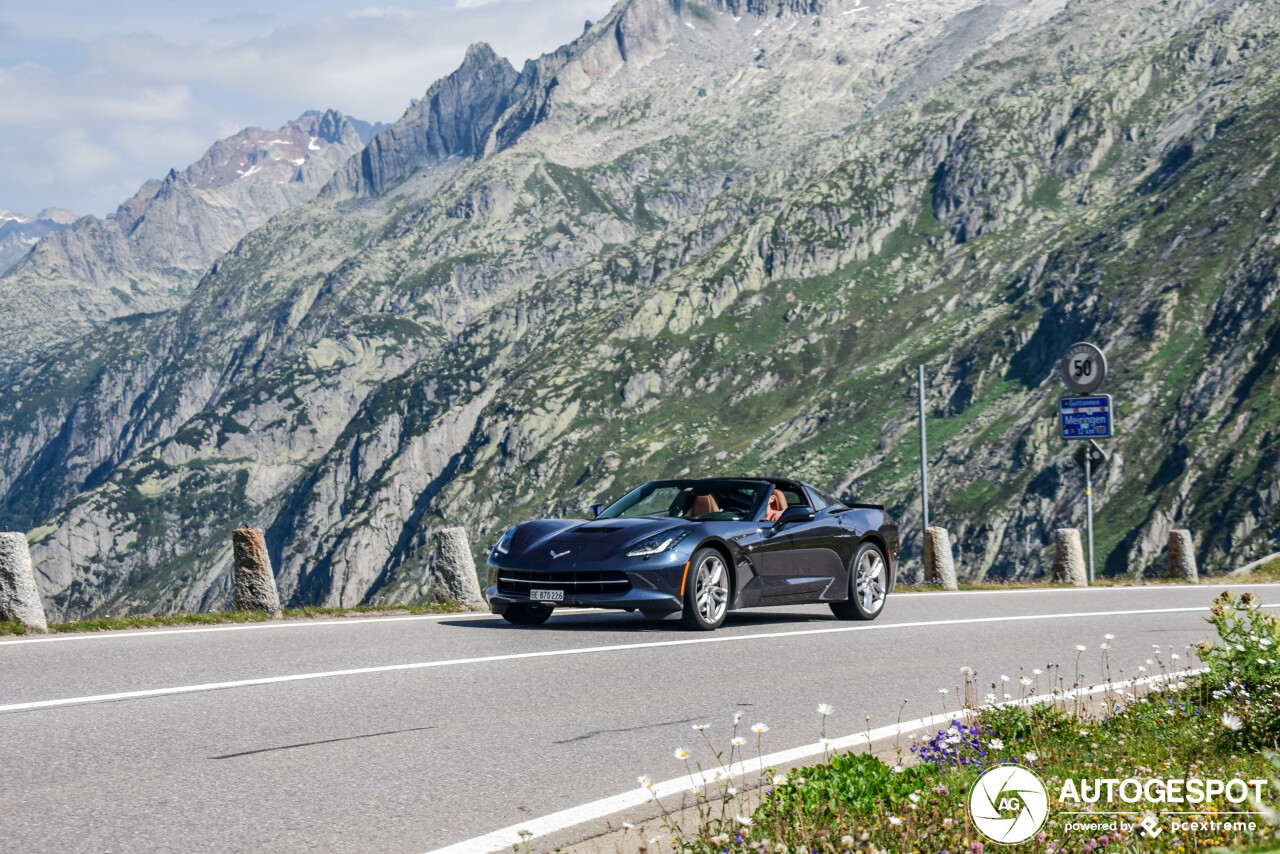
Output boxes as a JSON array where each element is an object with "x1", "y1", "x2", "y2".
[
  {"x1": 1052, "y1": 528, "x2": 1088, "y2": 586},
  {"x1": 433, "y1": 527, "x2": 486, "y2": 606},
  {"x1": 923, "y1": 526, "x2": 959, "y2": 590},
  {"x1": 1167, "y1": 529, "x2": 1198, "y2": 582},
  {"x1": 232, "y1": 528, "x2": 282, "y2": 617},
  {"x1": 0, "y1": 531, "x2": 48, "y2": 632}
]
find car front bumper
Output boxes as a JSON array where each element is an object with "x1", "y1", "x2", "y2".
[{"x1": 485, "y1": 552, "x2": 689, "y2": 614}]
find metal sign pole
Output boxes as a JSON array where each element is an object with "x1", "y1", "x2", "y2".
[
  {"x1": 918, "y1": 365, "x2": 929, "y2": 531},
  {"x1": 1085, "y1": 451, "x2": 1095, "y2": 584}
]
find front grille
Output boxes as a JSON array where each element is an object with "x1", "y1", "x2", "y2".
[{"x1": 498, "y1": 569, "x2": 631, "y2": 596}]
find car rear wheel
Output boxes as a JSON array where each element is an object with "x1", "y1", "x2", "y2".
[
  {"x1": 502, "y1": 603, "x2": 554, "y2": 625},
  {"x1": 681, "y1": 547, "x2": 730, "y2": 631},
  {"x1": 830, "y1": 541, "x2": 888, "y2": 621}
]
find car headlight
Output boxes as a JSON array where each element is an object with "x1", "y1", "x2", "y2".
[
  {"x1": 494, "y1": 527, "x2": 517, "y2": 555},
  {"x1": 626, "y1": 528, "x2": 692, "y2": 557}
]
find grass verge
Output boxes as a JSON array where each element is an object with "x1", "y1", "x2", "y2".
[
  {"x1": 0, "y1": 601, "x2": 471, "y2": 636},
  {"x1": 652, "y1": 591, "x2": 1280, "y2": 854}
]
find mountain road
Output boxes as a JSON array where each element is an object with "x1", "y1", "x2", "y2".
[{"x1": 2, "y1": 583, "x2": 1276, "y2": 853}]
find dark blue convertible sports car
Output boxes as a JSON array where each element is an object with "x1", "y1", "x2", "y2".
[{"x1": 486, "y1": 477, "x2": 899, "y2": 630}]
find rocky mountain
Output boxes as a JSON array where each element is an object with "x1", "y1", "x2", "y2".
[
  {"x1": 0, "y1": 110, "x2": 384, "y2": 373},
  {"x1": 3, "y1": 0, "x2": 1279, "y2": 620},
  {"x1": 0, "y1": 208, "x2": 77, "y2": 276}
]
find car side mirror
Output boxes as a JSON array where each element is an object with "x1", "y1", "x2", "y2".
[
  {"x1": 588, "y1": 503, "x2": 605, "y2": 519},
  {"x1": 776, "y1": 505, "x2": 815, "y2": 526}
]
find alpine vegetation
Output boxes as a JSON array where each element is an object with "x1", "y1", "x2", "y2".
[{"x1": 2, "y1": 0, "x2": 1280, "y2": 619}]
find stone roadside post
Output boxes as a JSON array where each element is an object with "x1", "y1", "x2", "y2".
[
  {"x1": 1052, "y1": 528, "x2": 1088, "y2": 586},
  {"x1": 923, "y1": 526, "x2": 959, "y2": 590},
  {"x1": 0, "y1": 531, "x2": 48, "y2": 632},
  {"x1": 1167, "y1": 529, "x2": 1198, "y2": 582},
  {"x1": 434, "y1": 527, "x2": 486, "y2": 607},
  {"x1": 232, "y1": 527, "x2": 282, "y2": 617}
]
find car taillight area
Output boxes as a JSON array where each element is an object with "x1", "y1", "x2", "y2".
[{"x1": 497, "y1": 569, "x2": 632, "y2": 596}]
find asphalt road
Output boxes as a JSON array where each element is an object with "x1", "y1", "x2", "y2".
[{"x1": 2, "y1": 582, "x2": 1277, "y2": 854}]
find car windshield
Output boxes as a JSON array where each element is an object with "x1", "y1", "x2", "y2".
[{"x1": 598, "y1": 480, "x2": 771, "y2": 522}]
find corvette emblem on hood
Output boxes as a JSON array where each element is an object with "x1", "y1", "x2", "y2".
[{"x1": 550, "y1": 549, "x2": 571, "y2": 559}]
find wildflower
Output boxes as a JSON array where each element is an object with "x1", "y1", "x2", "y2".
[
  {"x1": 733, "y1": 712, "x2": 742, "y2": 724},
  {"x1": 1020, "y1": 677, "x2": 1032, "y2": 686},
  {"x1": 649, "y1": 836, "x2": 662, "y2": 845},
  {"x1": 1171, "y1": 654, "x2": 1181, "y2": 660},
  {"x1": 909, "y1": 792, "x2": 922, "y2": 803},
  {"x1": 1104, "y1": 634, "x2": 1115, "y2": 640},
  {"x1": 638, "y1": 775, "x2": 652, "y2": 788},
  {"x1": 985, "y1": 693, "x2": 997, "y2": 703},
  {"x1": 989, "y1": 738, "x2": 1005, "y2": 750},
  {"x1": 821, "y1": 738, "x2": 833, "y2": 748},
  {"x1": 939, "y1": 688, "x2": 949, "y2": 694},
  {"x1": 1024, "y1": 752, "x2": 1038, "y2": 762},
  {"x1": 727, "y1": 787, "x2": 738, "y2": 796},
  {"x1": 1004, "y1": 693, "x2": 1012, "y2": 700},
  {"x1": 692, "y1": 723, "x2": 710, "y2": 731},
  {"x1": 1099, "y1": 643, "x2": 1109, "y2": 650},
  {"x1": 891, "y1": 763, "x2": 905, "y2": 774},
  {"x1": 841, "y1": 836, "x2": 855, "y2": 847},
  {"x1": 795, "y1": 777, "x2": 806, "y2": 787},
  {"x1": 1222, "y1": 713, "x2": 1243, "y2": 732},
  {"x1": 674, "y1": 747, "x2": 689, "y2": 760},
  {"x1": 712, "y1": 834, "x2": 730, "y2": 845},
  {"x1": 735, "y1": 815, "x2": 756, "y2": 827},
  {"x1": 817, "y1": 703, "x2": 834, "y2": 715},
  {"x1": 752, "y1": 723, "x2": 770, "y2": 733},
  {"x1": 1001, "y1": 675, "x2": 1010, "y2": 683},
  {"x1": 772, "y1": 774, "x2": 787, "y2": 785},
  {"x1": 1138, "y1": 666, "x2": 1147, "y2": 673},
  {"x1": 732, "y1": 737, "x2": 745, "y2": 746},
  {"x1": 1032, "y1": 668, "x2": 1043, "y2": 675},
  {"x1": 888, "y1": 816, "x2": 904, "y2": 826},
  {"x1": 623, "y1": 822, "x2": 634, "y2": 829},
  {"x1": 961, "y1": 666, "x2": 973, "y2": 676},
  {"x1": 1076, "y1": 645, "x2": 1087, "y2": 651}
]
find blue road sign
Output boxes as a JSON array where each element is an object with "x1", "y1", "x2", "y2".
[{"x1": 1060, "y1": 395, "x2": 1113, "y2": 439}]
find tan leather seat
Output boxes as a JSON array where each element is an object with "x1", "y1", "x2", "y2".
[
  {"x1": 686, "y1": 493, "x2": 722, "y2": 517},
  {"x1": 766, "y1": 489, "x2": 788, "y2": 522}
]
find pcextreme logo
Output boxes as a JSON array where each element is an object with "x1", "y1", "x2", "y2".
[{"x1": 969, "y1": 765, "x2": 1051, "y2": 845}]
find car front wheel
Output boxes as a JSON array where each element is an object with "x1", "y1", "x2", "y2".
[
  {"x1": 681, "y1": 547, "x2": 730, "y2": 631},
  {"x1": 502, "y1": 603, "x2": 554, "y2": 625},
  {"x1": 830, "y1": 541, "x2": 888, "y2": 621}
]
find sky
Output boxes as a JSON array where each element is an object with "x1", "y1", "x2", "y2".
[{"x1": 0, "y1": 0, "x2": 617, "y2": 217}]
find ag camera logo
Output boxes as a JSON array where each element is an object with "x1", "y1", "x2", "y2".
[{"x1": 969, "y1": 765, "x2": 1050, "y2": 844}]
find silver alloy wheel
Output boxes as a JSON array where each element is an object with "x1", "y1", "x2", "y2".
[
  {"x1": 855, "y1": 549, "x2": 887, "y2": 614},
  {"x1": 695, "y1": 554, "x2": 729, "y2": 624}
]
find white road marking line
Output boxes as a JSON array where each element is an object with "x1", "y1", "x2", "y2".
[
  {"x1": 0, "y1": 609, "x2": 606, "y2": 647},
  {"x1": 7, "y1": 583, "x2": 1275, "y2": 647},
  {"x1": 2, "y1": 604, "x2": 1266, "y2": 714},
  {"x1": 423, "y1": 669, "x2": 1205, "y2": 854}
]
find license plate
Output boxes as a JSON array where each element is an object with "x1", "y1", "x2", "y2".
[{"x1": 530, "y1": 589, "x2": 564, "y2": 603}]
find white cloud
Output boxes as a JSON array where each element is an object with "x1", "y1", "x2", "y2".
[{"x1": 0, "y1": 0, "x2": 615, "y2": 215}]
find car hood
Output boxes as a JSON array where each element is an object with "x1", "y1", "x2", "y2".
[{"x1": 515, "y1": 518, "x2": 691, "y2": 561}]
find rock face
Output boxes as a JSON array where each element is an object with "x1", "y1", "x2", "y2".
[
  {"x1": 232, "y1": 528, "x2": 282, "y2": 617},
  {"x1": 1052, "y1": 529, "x2": 1088, "y2": 587},
  {"x1": 0, "y1": 110, "x2": 382, "y2": 374},
  {"x1": 433, "y1": 528, "x2": 486, "y2": 606},
  {"x1": 0, "y1": 532, "x2": 47, "y2": 630},
  {"x1": 923, "y1": 527, "x2": 958, "y2": 590},
  {"x1": 2, "y1": 0, "x2": 1280, "y2": 619},
  {"x1": 1166, "y1": 530, "x2": 1198, "y2": 582},
  {"x1": 0, "y1": 208, "x2": 76, "y2": 276}
]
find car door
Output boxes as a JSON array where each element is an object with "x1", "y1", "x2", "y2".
[{"x1": 751, "y1": 490, "x2": 846, "y2": 600}]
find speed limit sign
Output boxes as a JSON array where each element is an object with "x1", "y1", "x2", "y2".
[{"x1": 1061, "y1": 342, "x2": 1107, "y2": 394}]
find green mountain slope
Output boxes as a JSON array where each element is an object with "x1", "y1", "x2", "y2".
[{"x1": 3, "y1": 0, "x2": 1278, "y2": 618}]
